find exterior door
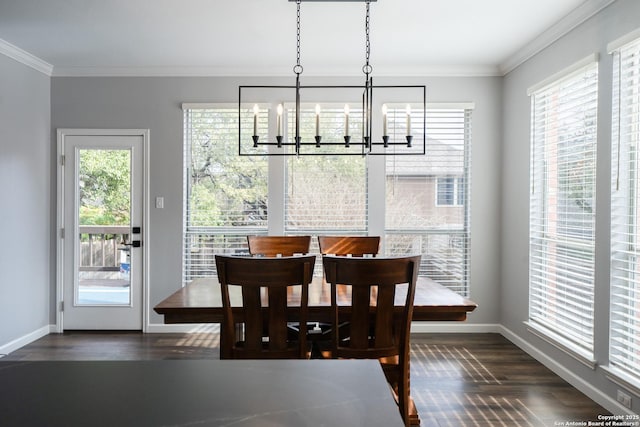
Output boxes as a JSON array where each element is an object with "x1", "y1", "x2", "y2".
[{"x1": 58, "y1": 130, "x2": 147, "y2": 330}]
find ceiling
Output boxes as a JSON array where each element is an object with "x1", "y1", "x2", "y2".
[{"x1": 0, "y1": 0, "x2": 614, "y2": 77}]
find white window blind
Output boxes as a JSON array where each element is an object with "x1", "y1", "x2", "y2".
[
  {"x1": 385, "y1": 107, "x2": 472, "y2": 296},
  {"x1": 528, "y1": 59, "x2": 598, "y2": 359},
  {"x1": 182, "y1": 107, "x2": 268, "y2": 282},
  {"x1": 286, "y1": 155, "x2": 367, "y2": 231},
  {"x1": 610, "y1": 37, "x2": 640, "y2": 380},
  {"x1": 284, "y1": 107, "x2": 368, "y2": 256}
]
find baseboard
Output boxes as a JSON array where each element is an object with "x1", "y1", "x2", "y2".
[
  {"x1": 499, "y1": 325, "x2": 632, "y2": 415},
  {"x1": 0, "y1": 325, "x2": 53, "y2": 357},
  {"x1": 411, "y1": 322, "x2": 500, "y2": 334},
  {"x1": 145, "y1": 323, "x2": 220, "y2": 333}
]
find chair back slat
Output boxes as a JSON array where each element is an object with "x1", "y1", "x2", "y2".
[
  {"x1": 247, "y1": 235, "x2": 311, "y2": 257},
  {"x1": 374, "y1": 285, "x2": 396, "y2": 349},
  {"x1": 268, "y1": 286, "x2": 289, "y2": 351},
  {"x1": 215, "y1": 254, "x2": 315, "y2": 359},
  {"x1": 349, "y1": 285, "x2": 372, "y2": 348},
  {"x1": 318, "y1": 236, "x2": 380, "y2": 257},
  {"x1": 241, "y1": 286, "x2": 263, "y2": 351}
]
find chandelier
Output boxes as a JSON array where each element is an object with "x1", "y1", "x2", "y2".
[{"x1": 238, "y1": 0, "x2": 426, "y2": 156}]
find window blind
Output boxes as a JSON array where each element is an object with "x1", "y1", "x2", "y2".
[
  {"x1": 529, "y1": 60, "x2": 599, "y2": 358},
  {"x1": 182, "y1": 107, "x2": 268, "y2": 282},
  {"x1": 284, "y1": 107, "x2": 368, "y2": 257},
  {"x1": 610, "y1": 37, "x2": 640, "y2": 379},
  {"x1": 385, "y1": 107, "x2": 472, "y2": 296}
]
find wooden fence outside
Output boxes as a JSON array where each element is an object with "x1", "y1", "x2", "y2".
[{"x1": 79, "y1": 225, "x2": 130, "y2": 271}]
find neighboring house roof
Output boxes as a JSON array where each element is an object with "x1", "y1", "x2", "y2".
[{"x1": 385, "y1": 137, "x2": 465, "y2": 177}]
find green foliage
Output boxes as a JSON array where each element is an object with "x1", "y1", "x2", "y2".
[
  {"x1": 186, "y1": 108, "x2": 364, "y2": 230},
  {"x1": 79, "y1": 149, "x2": 131, "y2": 226},
  {"x1": 188, "y1": 109, "x2": 268, "y2": 227},
  {"x1": 189, "y1": 184, "x2": 223, "y2": 226}
]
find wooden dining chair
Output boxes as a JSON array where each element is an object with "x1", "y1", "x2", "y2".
[
  {"x1": 317, "y1": 235, "x2": 380, "y2": 257},
  {"x1": 215, "y1": 254, "x2": 316, "y2": 359},
  {"x1": 316, "y1": 236, "x2": 381, "y2": 340},
  {"x1": 314, "y1": 236, "x2": 381, "y2": 351},
  {"x1": 322, "y1": 254, "x2": 421, "y2": 427},
  {"x1": 247, "y1": 235, "x2": 312, "y2": 257}
]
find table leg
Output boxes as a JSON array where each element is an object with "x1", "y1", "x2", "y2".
[{"x1": 408, "y1": 350, "x2": 421, "y2": 425}]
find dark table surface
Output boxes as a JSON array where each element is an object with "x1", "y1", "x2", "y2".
[
  {"x1": 0, "y1": 359, "x2": 405, "y2": 427},
  {"x1": 155, "y1": 276, "x2": 477, "y2": 324}
]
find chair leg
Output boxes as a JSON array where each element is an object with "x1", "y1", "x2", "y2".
[
  {"x1": 309, "y1": 341, "x2": 323, "y2": 359},
  {"x1": 407, "y1": 397, "x2": 420, "y2": 426}
]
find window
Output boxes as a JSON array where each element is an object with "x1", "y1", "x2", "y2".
[
  {"x1": 610, "y1": 35, "x2": 640, "y2": 381},
  {"x1": 285, "y1": 107, "x2": 367, "y2": 236},
  {"x1": 385, "y1": 107, "x2": 472, "y2": 296},
  {"x1": 182, "y1": 106, "x2": 268, "y2": 282},
  {"x1": 183, "y1": 104, "x2": 472, "y2": 297},
  {"x1": 528, "y1": 57, "x2": 599, "y2": 361},
  {"x1": 436, "y1": 176, "x2": 464, "y2": 206}
]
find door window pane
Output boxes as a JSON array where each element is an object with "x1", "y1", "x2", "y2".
[{"x1": 77, "y1": 149, "x2": 132, "y2": 305}]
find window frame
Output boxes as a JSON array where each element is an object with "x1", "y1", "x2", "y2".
[
  {"x1": 526, "y1": 55, "x2": 599, "y2": 366},
  {"x1": 181, "y1": 105, "x2": 269, "y2": 283},
  {"x1": 182, "y1": 103, "x2": 473, "y2": 297},
  {"x1": 283, "y1": 105, "x2": 369, "y2": 237},
  {"x1": 435, "y1": 176, "x2": 465, "y2": 207},
  {"x1": 608, "y1": 34, "x2": 640, "y2": 388},
  {"x1": 384, "y1": 105, "x2": 473, "y2": 297}
]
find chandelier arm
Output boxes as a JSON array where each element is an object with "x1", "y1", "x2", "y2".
[{"x1": 295, "y1": 75, "x2": 301, "y2": 154}]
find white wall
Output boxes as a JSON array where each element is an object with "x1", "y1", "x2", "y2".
[
  {"x1": 50, "y1": 74, "x2": 502, "y2": 327},
  {"x1": 501, "y1": 0, "x2": 640, "y2": 414},
  {"x1": 0, "y1": 54, "x2": 51, "y2": 348}
]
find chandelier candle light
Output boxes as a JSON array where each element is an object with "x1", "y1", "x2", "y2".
[{"x1": 239, "y1": 0, "x2": 426, "y2": 156}]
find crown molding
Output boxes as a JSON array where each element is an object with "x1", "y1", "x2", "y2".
[
  {"x1": 368, "y1": 64, "x2": 502, "y2": 78},
  {"x1": 499, "y1": 0, "x2": 617, "y2": 75},
  {"x1": 0, "y1": 38, "x2": 53, "y2": 76},
  {"x1": 52, "y1": 66, "x2": 299, "y2": 77},
  {"x1": 51, "y1": 64, "x2": 501, "y2": 78}
]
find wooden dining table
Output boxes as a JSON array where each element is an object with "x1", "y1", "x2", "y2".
[
  {"x1": 154, "y1": 276, "x2": 477, "y2": 324},
  {"x1": 154, "y1": 275, "x2": 477, "y2": 426}
]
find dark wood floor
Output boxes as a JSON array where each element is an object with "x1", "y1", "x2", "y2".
[{"x1": 2, "y1": 332, "x2": 609, "y2": 426}]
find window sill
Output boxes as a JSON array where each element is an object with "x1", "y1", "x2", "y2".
[
  {"x1": 525, "y1": 321, "x2": 596, "y2": 369},
  {"x1": 601, "y1": 366, "x2": 640, "y2": 397}
]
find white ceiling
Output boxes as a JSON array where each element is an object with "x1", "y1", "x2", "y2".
[{"x1": 0, "y1": 0, "x2": 615, "y2": 77}]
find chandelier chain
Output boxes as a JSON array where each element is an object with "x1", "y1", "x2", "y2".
[
  {"x1": 294, "y1": 0, "x2": 303, "y2": 75},
  {"x1": 238, "y1": 0, "x2": 426, "y2": 156},
  {"x1": 363, "y1": 0, "x2": 372, "y2": 76}
]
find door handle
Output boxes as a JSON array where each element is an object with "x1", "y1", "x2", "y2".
[{"x1": 123, "y1": 240, "x2": 142, "y2": 248}]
